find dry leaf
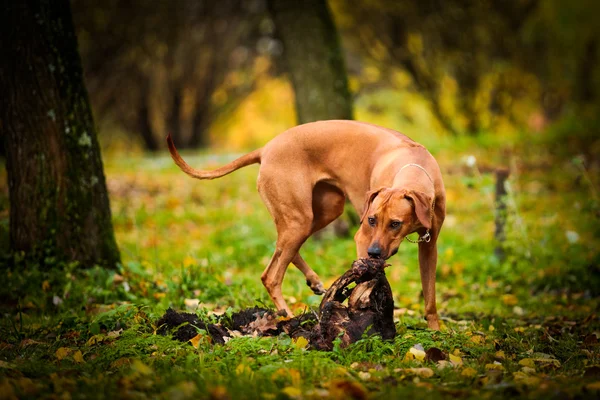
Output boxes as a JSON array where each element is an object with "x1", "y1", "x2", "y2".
[
  {"x1": 281, "y1": 386, "x2": 302, "y2": 399},
  {"x1": 449, "y1": 354, "x2": 463, "y2": 366},
  {"x1": 409, "y1": 346, "x2": 426, "y2": 361},
  {"x1": 501, "y1": 294, "x2": 518, "y2": 306},
  {"x1": 72, "y1": 350, "x2": 84, "y2": 363},
  {"x1": 461, "y1": 367, "x2": 478, "y2": 377},
  {"x1": 485, "y1": 362, "x2": 505, "y2": 371},
  {"x1": 405, "y1": 367, "x2": 434, "y2": 378},
  {"x1": 470, "y1": 335, "x2": 484, "y2": 344},
  {"x1": 518, "y1": 358, "x2": 535, "y2": 368},
  {"x1": 189, "y1": 334, "x2": 203, "y2": 348},
  {"x1": 292, "y1": 336, "x2": 309, "y2": 349},
  {"x1": 55, "y1": 347, "x2": 70, "y2": 360},
  {"x1": 247, "y1": 313, "x2": 278, "y2": 335}
]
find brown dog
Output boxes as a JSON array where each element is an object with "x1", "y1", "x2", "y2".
[{"x1": 167, "y1": 120, "x2": 445, "y2": 329}]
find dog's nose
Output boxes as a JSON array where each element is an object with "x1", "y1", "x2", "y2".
[{"x1": 367, "y1": 245, "x2": 382, "y2": 258}]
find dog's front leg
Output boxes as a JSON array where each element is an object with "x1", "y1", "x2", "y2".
[{"x1": 418, "y1": 237, "x2": 440, "y2": 330}]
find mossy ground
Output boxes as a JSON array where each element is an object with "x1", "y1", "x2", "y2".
[{"x1": 1, "y1": 131, "x2": 599, "y2": 399}]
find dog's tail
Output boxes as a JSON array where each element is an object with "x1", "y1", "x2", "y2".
[{"x1": 166, "y1": 134, "x2": 261, "y2": 180}]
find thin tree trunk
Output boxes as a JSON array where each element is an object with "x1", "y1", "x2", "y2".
[
  {"x1": 268, "y1": 0, "x2": 353, "y2": 123},
  {"x1": 0, "y1": 0, "x2": 120, "y2": 267},
  {"x1": 137, "y1": 78, "x2": 159, "y2": 151},
  {"x1": 168, "y1": 85, "x2": 184, "y2": 147}
]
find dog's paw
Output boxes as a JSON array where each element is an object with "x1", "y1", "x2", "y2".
[{"x1": 310, "y1": 282, "x2": 327, "y2": 295}]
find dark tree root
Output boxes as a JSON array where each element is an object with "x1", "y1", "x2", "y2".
[{"x1": 156, "y1": 258, "x2": 396, "y2": 350}]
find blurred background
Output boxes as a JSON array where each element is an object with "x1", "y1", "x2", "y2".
[{"x1": 71, "y1": 0, "x2": 600, "y2": 158}]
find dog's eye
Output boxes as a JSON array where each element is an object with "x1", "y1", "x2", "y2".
[
  {"x1": 390, "y1": 221, "x2": 402, "y2": 229},
  {"x1": 367, "y1": 217, "x2": 376, "y2": 227}
]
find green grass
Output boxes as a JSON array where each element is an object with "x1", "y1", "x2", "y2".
[{"x1": 1, "y1": 135, "x2": 599, "y2": 399}]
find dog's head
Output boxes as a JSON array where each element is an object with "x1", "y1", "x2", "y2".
[{"x1": 354, "y1": 187, "x2": 432, "y2": 259}]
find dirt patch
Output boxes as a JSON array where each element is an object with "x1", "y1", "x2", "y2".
[{"x1": 157, "y1": 258, "x2": 396, "y2": 350}]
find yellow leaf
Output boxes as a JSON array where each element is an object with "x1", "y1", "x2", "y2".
[
  {"x1": 485, "y1": 362, "x2": 505, "y2": 371},
  {"x1": 55, "y1": 347, "x2": 70, "y2": 360},
  {"x1": 449, "y1": 354, "x2": 463, "y2": 366},
  {"x1": 514, "y1": 327, "x2": 526, "y2": 333},
  {"x1": 72, "y1": 350, "x2": 84, "y2": 363},
  {"x1": 328, "y1": 379, "x2": 367, "y2": 400},
  {"x1": 209, "y1": 385, "x2": 229, "y2": 400},
  {"x1": 470, "y1": 335, "x2": 484, "y2": 344},
  {"x1": 495, "y1": 351, "x2": 505, "y2": 360},
  {"x1": 488, "y1": 325, "x2": 495, "y2": 332},
  {"x1": 235, "y1": 363, "x2": 252, "y2": 376},
  {"x1": 86, "y1": 335, "x2": 105, "y2": 346},
  {"x1": 183, "y1": 256, "x2": 196, "y2": 268},
  {"x1": 131, "y1": 359, "x2": 153, "y2": 375},
  {"x1": 532, "y1": 357, "x2": 561, "y2": 368},
  {"x1": 0, "y1": 379, "x2": 16, "y2": 400},
  {"x1": 518, "y1": 358, "x2": 535, "y2": 368},
  {"x1": 42, "y1": 280, "x2": 50, "y2": 292},
  {"x1": 406, "y1": 367, "x2": 434, "y2": 378},
  {"x1": 501, "y1": 294, "x2": 518, "y2": 306},
  {"x1": 293, "y1": 337, "x2": 309, "y2": 349},
  {"x1": 281, "y1": 386, "x2": 302, "y2": 399},
  {"x1": 0, "y1": 360, "x2": 16, "y2": 369},
  {"x1": 403, "y1": 351, "x2": 415, "y2": 362},
  {"x1": 358, "y1": 371, "x2": 371, "y2": 380},
  {"x1": 409, "y1": 346, "x2": 426, "y2": 361},
  {"x1": 461, "y1": 367, "x2": 478, "y2": 377},
  {"x1": 189, "y1": 334, "x2": 202, "y2": 349},
  {"x1": 586, "y1": 382, "x2": 600, "y2": 391}
]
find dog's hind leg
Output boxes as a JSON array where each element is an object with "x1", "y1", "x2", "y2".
[
  {"x1": 292, "y1": 182, "x2": 346, "y2": 295},
  {"x1": 257, "y1": 173, "x2": 314, "y2": 316}
]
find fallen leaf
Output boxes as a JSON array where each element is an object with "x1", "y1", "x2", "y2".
[
  {"x1": 293, "y1": 337, "x2": 309, "y2": 349},
  {"x1": 208, "y1": 385, "x2": 228, "y2": 400},
  {"x1": 0, "y1": 360, "x2": 16, "y2": 369},
  {"x1": 235, "y1": 363, "x2": 253, "y2": 376},
  {"x1": 405, "y1": 368, "x2": 434, "y2": 378},
  {"x1": 495, "y1": 350, "x2": 505, "y2": 360},
  {"x1": 72, "y1": 350, "x2": 84, "y2": 363},
  {"x1": 42, "y1": 280, "x2": 50, "y2": 291},
  {"x1": 247, "y1": 313, "x2": 278, "y2": 335},
  {"x1": 328, "y1": 379, "x2": 367, "y2": 400},
  {"x1": 189, "y1": 334, "x2": 203, "y2": 348},
  {"x1": 409, "y1": 346, "x2": 426, "y2": 361},
  {"x1": 183, "y1": 255, "x2": 196, "y2": 268},
  {"x1": 470, "y1": 335, "x2": 484, "y2": 344},
  {"x1": 449, "y1": 354, "x2": 463, "y2": 366},
  {"x1": 501, "y1": 294, "x2": 518, "y2": 306},
  {"x1": 281, "y1": 386, "x2": 302, "y2": 399},
  {"x1": 586, "y1": 382, "x2": 600, "y2": 391},
  {"x1": 131, "y1": 359, "x2": 153, "y2": 375},
  {"x1": 518, "y1": 358, "x2": 535, "y2": 368},
  {"x1": 485, "y1": 362, "x2": 504, "y2": 371},
  {"x1": 461, "y1": 367, "x2": 478, "y2": 377},
  {"x1": 55, "y1": 347, "x2": 70, "y2": 360},
  {"x1": 425, "y1": 347, "x2": 446, "y2": 362},
  {"x1": 357, "y1": 371, "x2": 371, "y2": 380}
]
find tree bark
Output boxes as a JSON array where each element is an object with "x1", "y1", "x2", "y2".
[
  {"x1": 0, "y1": 0, "x2": 120, "y2": 267},
  {"x1": 268, "y1": 0, "x2": 353, "y2": 124},
  {"x1": 137, "y1": 78, "x2": 159, "y2": 152}
]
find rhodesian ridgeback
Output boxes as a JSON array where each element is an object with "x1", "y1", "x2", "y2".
[{"x1": 167, "y1": 120, "x2": 445, "y2": 329}]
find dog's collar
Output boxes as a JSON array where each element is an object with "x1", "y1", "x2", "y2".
[
  {"x1": 398, "y1": 163, "x2": 434, "y2": 244},
  {"x1": 398, "y1": 163, "x2": 433, "y2": 184}
]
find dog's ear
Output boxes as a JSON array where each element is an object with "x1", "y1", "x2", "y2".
[
  {"x1": 359, "y1": 187, "x2": 384, "y2": 224},
  {"x1": 405, "y1": 190, "x2": 433, "y2": 229}
]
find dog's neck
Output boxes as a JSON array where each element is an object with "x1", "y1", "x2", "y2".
[{"x1": 392, "y1": 163, "x2": 435, "y2": 197}]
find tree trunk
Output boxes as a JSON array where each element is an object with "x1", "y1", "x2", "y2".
[
  {"x1": 268, "y1": 0, "x2": 353, "y2": 124},
  {"x1": 0, "y1": 0, "x2": 120, "y2": 267},
  {"x1": 137, "y1": 78, "x2": 159, "y2": 151},
  {"x1": 168, "y1": 85, "x2": 184, "y2": 147}
]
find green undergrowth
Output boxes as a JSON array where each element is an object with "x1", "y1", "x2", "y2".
[{"x1": 0, "y1": 131, "x2": 599, "y2": 399}]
